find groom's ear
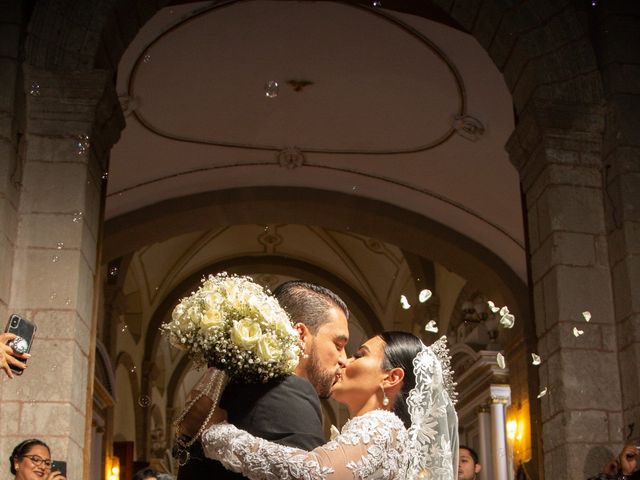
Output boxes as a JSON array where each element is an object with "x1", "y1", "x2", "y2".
[
  {"x1": 295, "y1": 322, "x2": 309, "y2": 341},
  {"x1": 383, "y1": 367, "x2": 404, "y2": 389}
]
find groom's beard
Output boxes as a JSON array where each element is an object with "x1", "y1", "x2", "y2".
[{"x1": 306, "y1": 350, "x2": 338, "y2": 400}]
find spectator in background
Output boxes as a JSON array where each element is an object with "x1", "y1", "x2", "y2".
[
  {"x1": 0, "y1": 332, "x2": 29, "y2": 378},
  {"x1": 458, "y1": 445, "x2": 482, "y2": 480},
  {"x1": 589, "y1": 441, "x2": 639, "y2": 480},
  {"x1": 9, "y1": 439, "x2": 66, "y2": 480},
  {"x1": 133, "y1": 467, "x2": 159, "y2": 480}
]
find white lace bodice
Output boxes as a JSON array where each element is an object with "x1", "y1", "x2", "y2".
[{"x1": 201, "y1": 409, "x2": 409, "y2": 480}]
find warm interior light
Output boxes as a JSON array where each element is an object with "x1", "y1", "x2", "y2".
[
  {"x1": 111, "y1": 466, "x2": 120, "y2": 475},
  {"x1": 507, "y1": 419, "x2": 517, "y2": 441}
]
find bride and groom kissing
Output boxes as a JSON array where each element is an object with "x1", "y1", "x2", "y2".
[{"x1": 176, "y1": 280, "x2": 458, "y2": 480}]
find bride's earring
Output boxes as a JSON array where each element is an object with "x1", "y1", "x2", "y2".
[{"x1": 380, "y1": 385, "x2": 389, "y2": 407}]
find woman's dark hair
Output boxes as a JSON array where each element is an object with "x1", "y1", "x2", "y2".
[
  {"x1": 9, "y1": 439, "x2": 50, "y2": 475},
  {"x1": 133, "y1": 467, "x2": 159, "y2": 480},
  {"x1": 378, "y1": 331, "x2": 423, "y2": 429}
]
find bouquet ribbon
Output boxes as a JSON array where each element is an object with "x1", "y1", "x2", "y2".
[{"x1": 172, "y1": 368, "x2": 229, "y2": 466}]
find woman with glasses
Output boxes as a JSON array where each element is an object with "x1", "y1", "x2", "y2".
[{"x1": 9, "y1": 439, "x2": 66, "y2": 480}]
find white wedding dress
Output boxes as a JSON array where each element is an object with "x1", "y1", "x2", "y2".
[{"x1": 201, "y1": 409, "x2": 409, "y2": 480}]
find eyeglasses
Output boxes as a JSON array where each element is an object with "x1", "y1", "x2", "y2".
[{"x1": 21, "y1": 454, "x2": 53, "y2": 468}]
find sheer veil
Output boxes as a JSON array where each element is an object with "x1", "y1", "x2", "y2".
[{"x1": 406, "y1": 337, "x2": 459, "y2": 480}]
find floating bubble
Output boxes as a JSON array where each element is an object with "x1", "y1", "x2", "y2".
[
  {"x1": 76, "y1": 134, "x2": 90, "y2": 156},
  {"x1": 496, "y1": 352, "x2": 506, "y2": 369},
  {"x1": 400, "y1": 295, "x2": 411, "y2": 310},
  {"x1": 264, "y1": 80, "x2": 279, "y2": 98},
  {"x1": 138, "y1": 395, "x2": 151, "y2": 407},
  {"x1": 72, "y1": 210, "x2": 83, "y2": 223},
  {"x1": 573, "y1": 327, "x2": 584, "y2": 337},
  {"x1": 120, "y1": 323, "x2": 129, "y2": 333},
  {"x1": 49, "y1": 292, "x2": 57, "y2": 300},
  {"x1": 51, "y1": 255, "x2": 60, "y2": 263},
  {"x1": 143, "y1": 54, "x2": 151, "y2": 63},
  {"x1": 500, "y1": 313, "x2": 515, "y2": 329},
  {"x1": 29, "y1": 83, "x2": 41, "y2": 96},
  {"x1": 352, "y1": 186, "x2": 358, "y2": 191},
  {"x1": 56, "y1": 242, "x2": 64, "y2": 250},
  {"x1": 109, "y1": 266, "x2": 119, "y2": 277},
  {"x1": 130, "y1": 365, "x2": 137, "y2": 373},
  {"x1": 425, "y1": 320, "x2": 438, "y2": 333},
  {"x1": 531, "y1": 353, "x2": 542, "y2": 365},
  {"x1": 418, "y1": 289, "x2": 432, "y2": 303},
  {"x1": 373, "y1": 0, "x2": 382, "y2": 6},
  {"x1": 101, "y1": 172, "x2": 109, "y2": 180},
  {"x1": 65, "y1": 298, "x2": 72, "y2": 306},
  {"x1": 582, "y1": 311, "x2": 591, "y2": 322},
  {"x1": 487, "y1": 300, "x2": 500, "y2": 313}
]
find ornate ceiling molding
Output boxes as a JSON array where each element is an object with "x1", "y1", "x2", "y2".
[{"x1": 123, "y1": 0, "x2": 467, "y2": 155}]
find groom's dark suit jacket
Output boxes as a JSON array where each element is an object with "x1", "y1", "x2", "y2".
[{"x1": 176, "y1": 375, "x2": 325, "y2": 480}]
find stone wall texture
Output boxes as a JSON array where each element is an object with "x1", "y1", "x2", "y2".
[{"x1": 0, "y1": 1, "x2": 638, "y2": 479}]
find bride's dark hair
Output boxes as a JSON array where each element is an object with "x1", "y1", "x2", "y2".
[{"x1": 378, "y1": 331, "x2": 423, "y2": 429}]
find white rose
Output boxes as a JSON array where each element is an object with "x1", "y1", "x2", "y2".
[
  {"x1": 186, "y1": 306, "x2": 202, "y2": 326},
  {"x1": 201, "y1": 307, "x2": 223, "y2": 328},
  {"x1": 274, "y1": 315, "x2": 296, "y2": 335},
  {"x1": 231, "y1": 319, "x2": 262, "y2": 348},
  {"x1": 285, "y1": 347, "x2": 300, "y2": 371},
  {"x1": 172, "y1": 304, "x2": 186, "y2": 322},
  {"x1": 256, "y1": 336, "x2": 282, "y2": 362}
]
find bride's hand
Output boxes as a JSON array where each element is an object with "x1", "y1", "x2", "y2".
[{"x1": 180, "y1": 393, "x2": 227, "y2": 438}]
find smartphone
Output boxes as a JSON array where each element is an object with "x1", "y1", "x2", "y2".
[
  {"x1": 51, "y1": 460, "x2": 67, "y2": 476},
  {"x1": 4, "y1": 314, "x2": 37, "y2": 375}
]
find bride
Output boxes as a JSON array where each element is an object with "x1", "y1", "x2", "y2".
[{"x1": 183, "y1": 331, "x2": 458, "y2": 480}]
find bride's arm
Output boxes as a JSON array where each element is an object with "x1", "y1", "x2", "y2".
[{"x1": 200, "y1": 411, "x2": 407, "y2": 480}]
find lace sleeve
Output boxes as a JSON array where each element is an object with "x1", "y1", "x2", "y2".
[{"x1": 200, "y1": 410, "x2": 408, "y2": 480}]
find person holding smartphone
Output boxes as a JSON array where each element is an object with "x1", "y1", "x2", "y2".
[
  {"x1": 0, "y1": 332, "x2": 30, "y2": 379},
  {"x1": 9, "y1": 439, "x2": 67, "y2": 480}
]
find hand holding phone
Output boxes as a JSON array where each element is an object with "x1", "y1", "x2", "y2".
[
  {"x1": 0, "y1": 332, "x2": 30, "y2": 379},
  {"x1": 51, "y1": 460, "x2": 67, "y2": 477},
  {"x1": 2, "y1": 314, "x2": 36, "y2": 377}
]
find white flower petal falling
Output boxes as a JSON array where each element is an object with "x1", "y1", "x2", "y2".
[
  {"x1": 573, "y1": 327, "x2": 584, "y2": 337},
  {"x1": 582, "y1": 311, "x2": 592, "y2": 322},
  {"x1": 499, "y1": 306, "x2": 510, "y2": 317},
  {"x1": 531, "y1": 353, "x2": 542, "y2": 365},
  {"x1": 424, "y1": 320, "x2": 438, "y2": 333},
  {"x1": 537, "y1": 387, "x2": 548, "y2": 398},
  {"x1": 487, "y1": 300, "x2": 500, "y2": 313},
  {"x1": 400, "y1": 295, "x2": 411, "y2": 310},
  {"x1": 500, "y1": 313, "x2": 516, "y2": 329},
  {"x1": 418, "y1": 289, "x2": 432, "y2": 303},
  {"x1": 496, "y1": 352, "x2": 506, "y2": 369}
]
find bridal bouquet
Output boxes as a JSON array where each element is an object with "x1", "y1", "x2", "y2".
[
  {"x1": 161, "y1": 272, "x2": 301, "y2": 383},
  {"x1": 164, "y1": 273, "x2": 301, "y2": 465}
]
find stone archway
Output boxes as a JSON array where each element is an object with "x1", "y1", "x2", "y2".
[{"x1": 4, "y1": 1, "x2": 638, "y2": 479}]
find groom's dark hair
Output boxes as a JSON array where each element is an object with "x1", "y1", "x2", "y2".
[{"x1": 274, "y1": 281, "x2": 349, "y2": 333}]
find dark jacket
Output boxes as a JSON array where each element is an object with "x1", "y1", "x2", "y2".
[{"x1": 177, "y1": 375, "x2": 325, "y2": 480}]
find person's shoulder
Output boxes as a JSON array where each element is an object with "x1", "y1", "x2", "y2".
[{"x1": 346, "y1": 410, "x2": 405, "y2": 433}]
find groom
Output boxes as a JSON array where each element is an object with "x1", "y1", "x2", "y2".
[{"x1": 176, "y1": 280, "x2": 350, "y2": 480}]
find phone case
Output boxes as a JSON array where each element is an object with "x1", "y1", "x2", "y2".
[
  {"x1": 51, "y1": 460, "x2": 67, "y2": 476},
  {"x1": 4, "y1": 314, "x2": 37, "y2": 375}
]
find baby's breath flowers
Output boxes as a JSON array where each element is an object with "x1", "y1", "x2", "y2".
[{"x1": 161, "y1": 273, "x2": 301, "y2": 383}]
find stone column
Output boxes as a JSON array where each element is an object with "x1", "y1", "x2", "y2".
[
  {"x1": 0, "y1": 0, "x2": 22, "y2": 331},
  {"x1": 477, "y1": 405, "x2": 493, "y2": 480},
  {"x1": 0, "y1": 64, "x2": 122, "y2": 480},
  {"x1": 490, "y1": 385, "x2": 510, "y2": 480},
  {"x1": 507, "y1": 100, "x2": 621, "y2": 478},
  {"x1": 595, "y1": 4, "x2": 640, "y2": 441}
]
